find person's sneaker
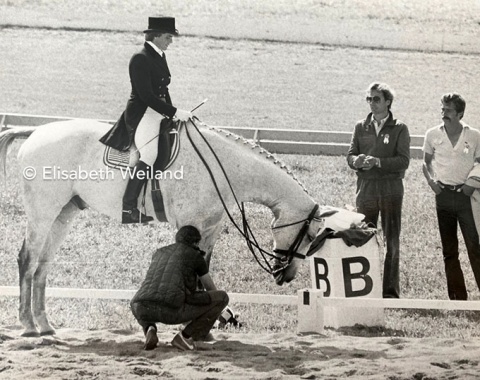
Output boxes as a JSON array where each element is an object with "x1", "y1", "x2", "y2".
[
  {"x1": 193, "y1": 332, "x2": 215, "y2": 342},
  {"x1": 144, "y1": 326, "x2": 159, "y2": 350},
  {"x1": 171, "y1": 332, "x2": 195, "y2": 351}
]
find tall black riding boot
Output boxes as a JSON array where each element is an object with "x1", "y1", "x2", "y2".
[{"x1": 122, "y1": 161, "x2": 154, "y2": 224}]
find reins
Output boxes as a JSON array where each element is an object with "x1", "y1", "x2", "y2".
[{"x1": 183, "y1": 117, "x2": 318, "y2": 275}]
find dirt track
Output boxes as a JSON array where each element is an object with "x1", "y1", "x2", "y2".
[
  {"x1": 2, "y1": 0, "x2": 480, "y2": 54},
  {"x1": 2, "y1": 1, "x2": 480, "y2": 133},
  {"x1": 1, "y1": 26, "x2": 480, "y2": 135},
  {"x1": 1, "y1": 326, "x2": 480, "y2": 379}
]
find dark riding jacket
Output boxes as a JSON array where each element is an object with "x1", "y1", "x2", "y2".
[
  {"x1": 347, "y1": 111, "x2": 410, "y2": 180},
  {"x1": 99, "y1": 42, "x2": 177, "y2": 151}
]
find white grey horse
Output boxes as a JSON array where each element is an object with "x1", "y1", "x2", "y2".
[{"x1": 0, "y1": 118, "x2": 333, "y2": 337}]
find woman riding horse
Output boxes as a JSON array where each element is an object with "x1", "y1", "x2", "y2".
[{"x1": 100, "y1": 16, "x2": 192, "y2": 224}]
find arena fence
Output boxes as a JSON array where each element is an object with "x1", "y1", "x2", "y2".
[
  {"x1": 1, "y1": 286, "x2": 480, "y2": 311},
  {"x1": 0, "y1": 112, "x2": 425, "y2": 158}
]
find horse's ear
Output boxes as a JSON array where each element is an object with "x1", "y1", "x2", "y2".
[
  {"x1": 315, "y1": 207, "x2": 339, "y2": 219},
  {"x1": 319, "y1": 210, "x2": 338, "y2": 218}
]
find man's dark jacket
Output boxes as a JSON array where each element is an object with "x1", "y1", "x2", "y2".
[
  {"x1": 131, "y1": 242, "x2": 210, "y2": 309},
  {"x1": 347, "y1": 112, "x2": 410, "y2": 180},
  {"x1": 100, "y1": 43, "x2": 177, "y2": 151}
]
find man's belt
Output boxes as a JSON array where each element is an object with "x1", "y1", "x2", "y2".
[{"x1": 439, "y1": 182, "x2": 463, "y2": 191}]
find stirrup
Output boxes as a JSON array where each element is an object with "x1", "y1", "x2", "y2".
[{"x1": 122, "y1": 208, "x2": 154, "y2": 224}]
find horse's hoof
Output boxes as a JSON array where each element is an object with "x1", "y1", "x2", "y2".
[
  {"x1": 21, "y1": 331, "x2": 40, "y2": 338},
  {"x1": 40, "y1": 330, "x2": 56, "y2": 336}
]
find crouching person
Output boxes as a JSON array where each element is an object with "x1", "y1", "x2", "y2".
[{"x1": 130, "y1": 225, "x2": 229, "y2": 351}]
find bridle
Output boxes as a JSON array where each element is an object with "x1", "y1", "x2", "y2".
[
  {"x1": 272, "y1": 203, "x2": 320, "y2": 259},
  {"x1": 183, "y1": 118, "x2": 321, "y2": 275},
  {"x1": 269, "y1": 203, "x2": 322, "y2": 274}
]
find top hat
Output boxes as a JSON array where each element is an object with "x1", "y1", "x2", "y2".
[{"x1": 144, "y1": 16, "x2": 179, "y2": 35}]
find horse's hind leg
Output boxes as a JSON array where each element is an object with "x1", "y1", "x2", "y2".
[
  {"x1": 32, "y1": 201, "x2": 79, "y2": 335},
  {"x1": 18, "y1": 221, "x2": 56, "y2": 337},
  {"x1": 18, "y1": 199, "x2": 77, "y2": 337},
  {"x1": 17, "y1": 239, "x2": 39, "y2": 336}
]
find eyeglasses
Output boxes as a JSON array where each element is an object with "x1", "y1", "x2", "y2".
[{"x1": 366, "y1": 96, "x2": 382, "y2": 104}]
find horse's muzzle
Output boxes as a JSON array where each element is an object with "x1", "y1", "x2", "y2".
[{"x1": 274, "y1": 270, "x2": 291, "y2": 286}]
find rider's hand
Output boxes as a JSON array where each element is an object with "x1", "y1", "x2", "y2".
[{"x1": 174, "y1": 108, "x2": 192, "y2": 122}]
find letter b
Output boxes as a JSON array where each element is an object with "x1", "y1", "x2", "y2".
[
  {"x1": 342, "y1": 256, "x2": 373, "y2": 297},
  {"x1": 313, "y1": 257, "x2": 331, "y2": 297}
]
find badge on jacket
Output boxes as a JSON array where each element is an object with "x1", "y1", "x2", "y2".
[
  {"x1": 383, "y1": 134, "x2": 389, "y2": 144},
  {"x1": 464, "y1": 142, "x2": 470, "y2": 154}
]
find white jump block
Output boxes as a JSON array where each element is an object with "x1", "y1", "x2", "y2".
[
  {"x1": 297, "y1": 289, "x2": 324, "y2": 334},
  {"x1": 309, "y1": 234, "x2": 385, "y2": 328}
]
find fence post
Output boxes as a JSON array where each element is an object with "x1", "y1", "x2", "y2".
[{"x1": 297, "y1": 289, "x2": 324, "y2": 334}]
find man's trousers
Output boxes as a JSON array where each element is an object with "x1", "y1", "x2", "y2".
[
  {"x1": 436, "y1": 189, "x2": 480, "y2": 300},
  {"x1": 356, "y1": 178, "x2": 403, "y2": 298},
  {"x1": 131, "y1": 290, "x2": 229, "y2": 340}
]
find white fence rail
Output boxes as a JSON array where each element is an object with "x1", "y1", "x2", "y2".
[
  {"x1": 0, "y1": 286, "x2": 296, "y2": 305},
  {"x1": 0, "y1": 112, "x2": 425, "y2": 158},
  {"x1": 1, "y1": 286, "x2": 480, "y2": 311}
]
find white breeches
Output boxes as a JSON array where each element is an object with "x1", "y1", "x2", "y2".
[{"x1": 134, "y1": 107, "x2": 164, "y2": 167}]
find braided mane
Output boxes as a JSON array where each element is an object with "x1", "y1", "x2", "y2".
[{"x1": 195, "y1": 120, "x2": 309, "y2": 194}]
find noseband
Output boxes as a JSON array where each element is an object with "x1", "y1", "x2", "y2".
[{"x1": 271, "y1": 203, "x2": 319, "y2": 273}]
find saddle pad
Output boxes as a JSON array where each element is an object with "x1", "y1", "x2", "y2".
[
  {"x1": 103, "y1": 127, "x2": 181, "y2": 171},
  {"x1": 103, "y1": 146, "x2": 131, "y2": 169},
  {"x1": 102, "y1": 122, "x2": 182, "y2": 223}
]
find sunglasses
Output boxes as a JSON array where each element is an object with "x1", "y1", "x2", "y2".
[{"x1": 366, "y1": 96, "x2": 382, "y2": 104}]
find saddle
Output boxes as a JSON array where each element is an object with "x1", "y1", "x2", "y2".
[{"x1": 103, "y1": 119, "x2": 181, "y2": 222}]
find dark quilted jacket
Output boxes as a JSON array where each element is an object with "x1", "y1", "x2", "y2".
[{"x1": 131, "y1": 242, "x2": 209, "y2": 309}]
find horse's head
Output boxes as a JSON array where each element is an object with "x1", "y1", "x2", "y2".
[{"x1": 271, "y1": 205, "x2": 338, "y2": 285}]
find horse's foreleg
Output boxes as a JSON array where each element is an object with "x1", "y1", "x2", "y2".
[
  {"x1": 199, "y1": 222, "x2": 223, "y2": 270},
  {"x1": 18, "y1": 239, "x2": 40, "y2": 337},
  {"x1": 33, "y1": 201, "x2": 78, "y2": 335}
]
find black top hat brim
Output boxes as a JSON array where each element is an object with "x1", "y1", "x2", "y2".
[{"x1": 143, "y1": 28, "x2": 179, "y2": 36}]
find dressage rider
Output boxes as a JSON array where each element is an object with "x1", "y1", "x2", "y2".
[{"x1": 100, "y1": 16, "x2": 192, "y2": 224}]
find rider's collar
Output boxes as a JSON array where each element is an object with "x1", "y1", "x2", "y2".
[{"x1": 146, "y1": 41, "x2": 165, "y2": 57}]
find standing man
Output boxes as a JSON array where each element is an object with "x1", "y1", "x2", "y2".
[
  {"x1": 130, "y1": 226, "x2": 229, "y2": 351},
  {"x1": 100, "y1": 16, "x2": 192, "y2": 224},
  {"x1": 347, "y1": 82, "x2": 410, "y2": 299},
  {"x1": 423, "y1": 93, "x2": 480, "y2": 300}
]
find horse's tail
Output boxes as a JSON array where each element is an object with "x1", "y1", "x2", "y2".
[{"x1": 0, "y1": 127, "x2": 36, "y2": 177}]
